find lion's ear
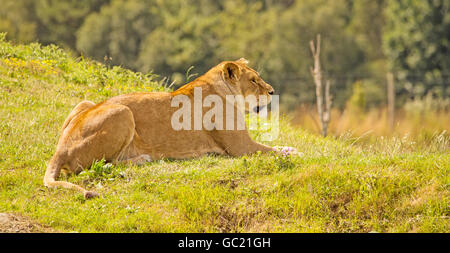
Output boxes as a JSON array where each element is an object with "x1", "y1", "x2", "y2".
[
  {"x1": 223, "y1": 62, "x2": 241, "y2": 84},
  {"x1": 236, "y1": 58, "x2": 249, "y2": 65}
]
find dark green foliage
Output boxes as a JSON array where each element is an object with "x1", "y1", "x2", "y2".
[
  {"x1": 383, "y1": 0, "x2": 450, "y2": 98},
  {"x1": 0, "y1": 0, "x2": 38, "y2": 43},
  {"x1": 1, "y1": 0, "x2": 448, "y2": 109},
  {"x1": 76, "y1": 0, "x2": 158, "y2": 69},
  {"x1": 35, "y1": 0, "x2": 110, "y2": 49}
]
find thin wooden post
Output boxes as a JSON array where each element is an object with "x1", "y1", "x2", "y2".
[
  {"x1": 310, "y1": 34, "x2": 332, "y2": 137},
  {"x1": 387, "y1": 72, "x2": 395, "y2": 131}
]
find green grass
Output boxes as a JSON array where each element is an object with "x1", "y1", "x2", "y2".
[{"x1": 0, "y1": 34, "x2": 449, "y2": 232}]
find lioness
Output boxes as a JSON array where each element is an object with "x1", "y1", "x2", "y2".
[{"x1": 44, "y1": 58, "x2": 297, "y2": 198}]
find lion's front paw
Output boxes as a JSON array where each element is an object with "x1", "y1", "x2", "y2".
[
  {"x1": 141, "y1": 154, "x2": 152, "y2": 162},
  {"x1": 273, "y1": 146, "x2": 299, "y2": 156}
]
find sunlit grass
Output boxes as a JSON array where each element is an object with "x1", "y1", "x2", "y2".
[{"x1": 0, "y1": 36, "x2": 448, "y2": 232}]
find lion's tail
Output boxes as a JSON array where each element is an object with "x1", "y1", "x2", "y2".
[{"x1": 44, "y1": 152, "x2": 98, "y2": 199}]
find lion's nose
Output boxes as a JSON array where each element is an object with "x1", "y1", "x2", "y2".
[{"x1": 268, "y1": 90, "x2": 274, "y2": 95}]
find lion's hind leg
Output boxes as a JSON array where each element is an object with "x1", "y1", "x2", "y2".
[
  {"x1": 44, "y1": 151, "x2": 99, "y2": 199},
  {"x1": 45, "y1": 100, "x2": 98, "y2": 198},
  {"x1": 44, "y1": 103, "x2": 138, "y2": 199},
  {"x1": 61, "y1": 100, "x2": 95, "y2": 132}
]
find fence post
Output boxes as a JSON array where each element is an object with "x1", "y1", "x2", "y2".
[
  {"x1": 310, "y1": 34, "x2": 332, "y2": 137},
  {"x1": 386, "y1": 72, "x2": 395, "y2": 131}
]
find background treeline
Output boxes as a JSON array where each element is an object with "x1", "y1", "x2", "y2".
[{"x1": 1, "y1": 0, "x2": 448, "y2": 112}]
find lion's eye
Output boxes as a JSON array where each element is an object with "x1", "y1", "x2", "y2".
[{"x1": 251, "y1": 78, "x2": 257, "y2": 84}]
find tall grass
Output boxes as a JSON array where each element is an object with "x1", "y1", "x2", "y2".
[{"x1": 291, "y1": 103, "x2": 450, "y2": 140}]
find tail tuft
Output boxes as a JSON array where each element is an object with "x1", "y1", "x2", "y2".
[{"x1": 44, "y1": 153, "x2": 97, "y2": 199}]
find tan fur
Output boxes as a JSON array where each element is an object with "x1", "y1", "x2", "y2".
[{"x1": 44, "y1": 58, "x2": 287, "y2": 198}]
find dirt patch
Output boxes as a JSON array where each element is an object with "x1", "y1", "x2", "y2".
[
  {"x1": 329, "y1": 192, "x2": 354, "y2": 215},
  {"x1": 212, "y1": 201, "x2": 270, "y2": 232},
  {"x1": 0, "y1": 213, "x2": 56, "y2": 233}
]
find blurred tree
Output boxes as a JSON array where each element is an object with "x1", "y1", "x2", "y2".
[
  {"x1": 347, "y1": 0, "x2": 388, "y2": 109},
  {"x1": 76, "y1": 0, "x2": 159, "y2": 69},
  {"x1": 137, "y1": 0, "x2": 278, "y2": 86},
  {"x1": 0, "y1": 0, "x2": 109, "y2": 49},
  {"x1": 7, "y1": 0, "x2": 446, "y2": 111},
  {"x1": 349, "y1": 0, "x2": 386, "y2": 61},
  {"x1": 383, "y1": 0, "x2": 449, "y2": 98},
  {"x1": 275, "y1": 0, "x2": 365, "y2": 110},
  {"x1": 207, "y1": 0, "x2": 281, "y2": 91},
  {"x1": 0, "y1": 0, "x2": 38, "y2": 43},
  {"x1": 35, "y1": 0, "x2": 109, "y2": 49},
  {"x1": 137, "y1": 0, "x2": 367, "y2": 109},
  {"x1": 137, "y1": 0, "x2": 220, "y2": 82},
  {"x1": 349, "y1": 0, "x2": 387, "y2": 78},
  {"x1": 212, "y1": 0, "x2": 278, "y2": 65}
]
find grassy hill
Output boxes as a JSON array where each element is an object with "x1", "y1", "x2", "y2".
[{"x1": 0, "y1": 34, "x2": 448, "y2": 232}]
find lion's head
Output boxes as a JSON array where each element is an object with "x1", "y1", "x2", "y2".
[{"x1": 221, "y1": 58, "x2": 274, "y2": 112}]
